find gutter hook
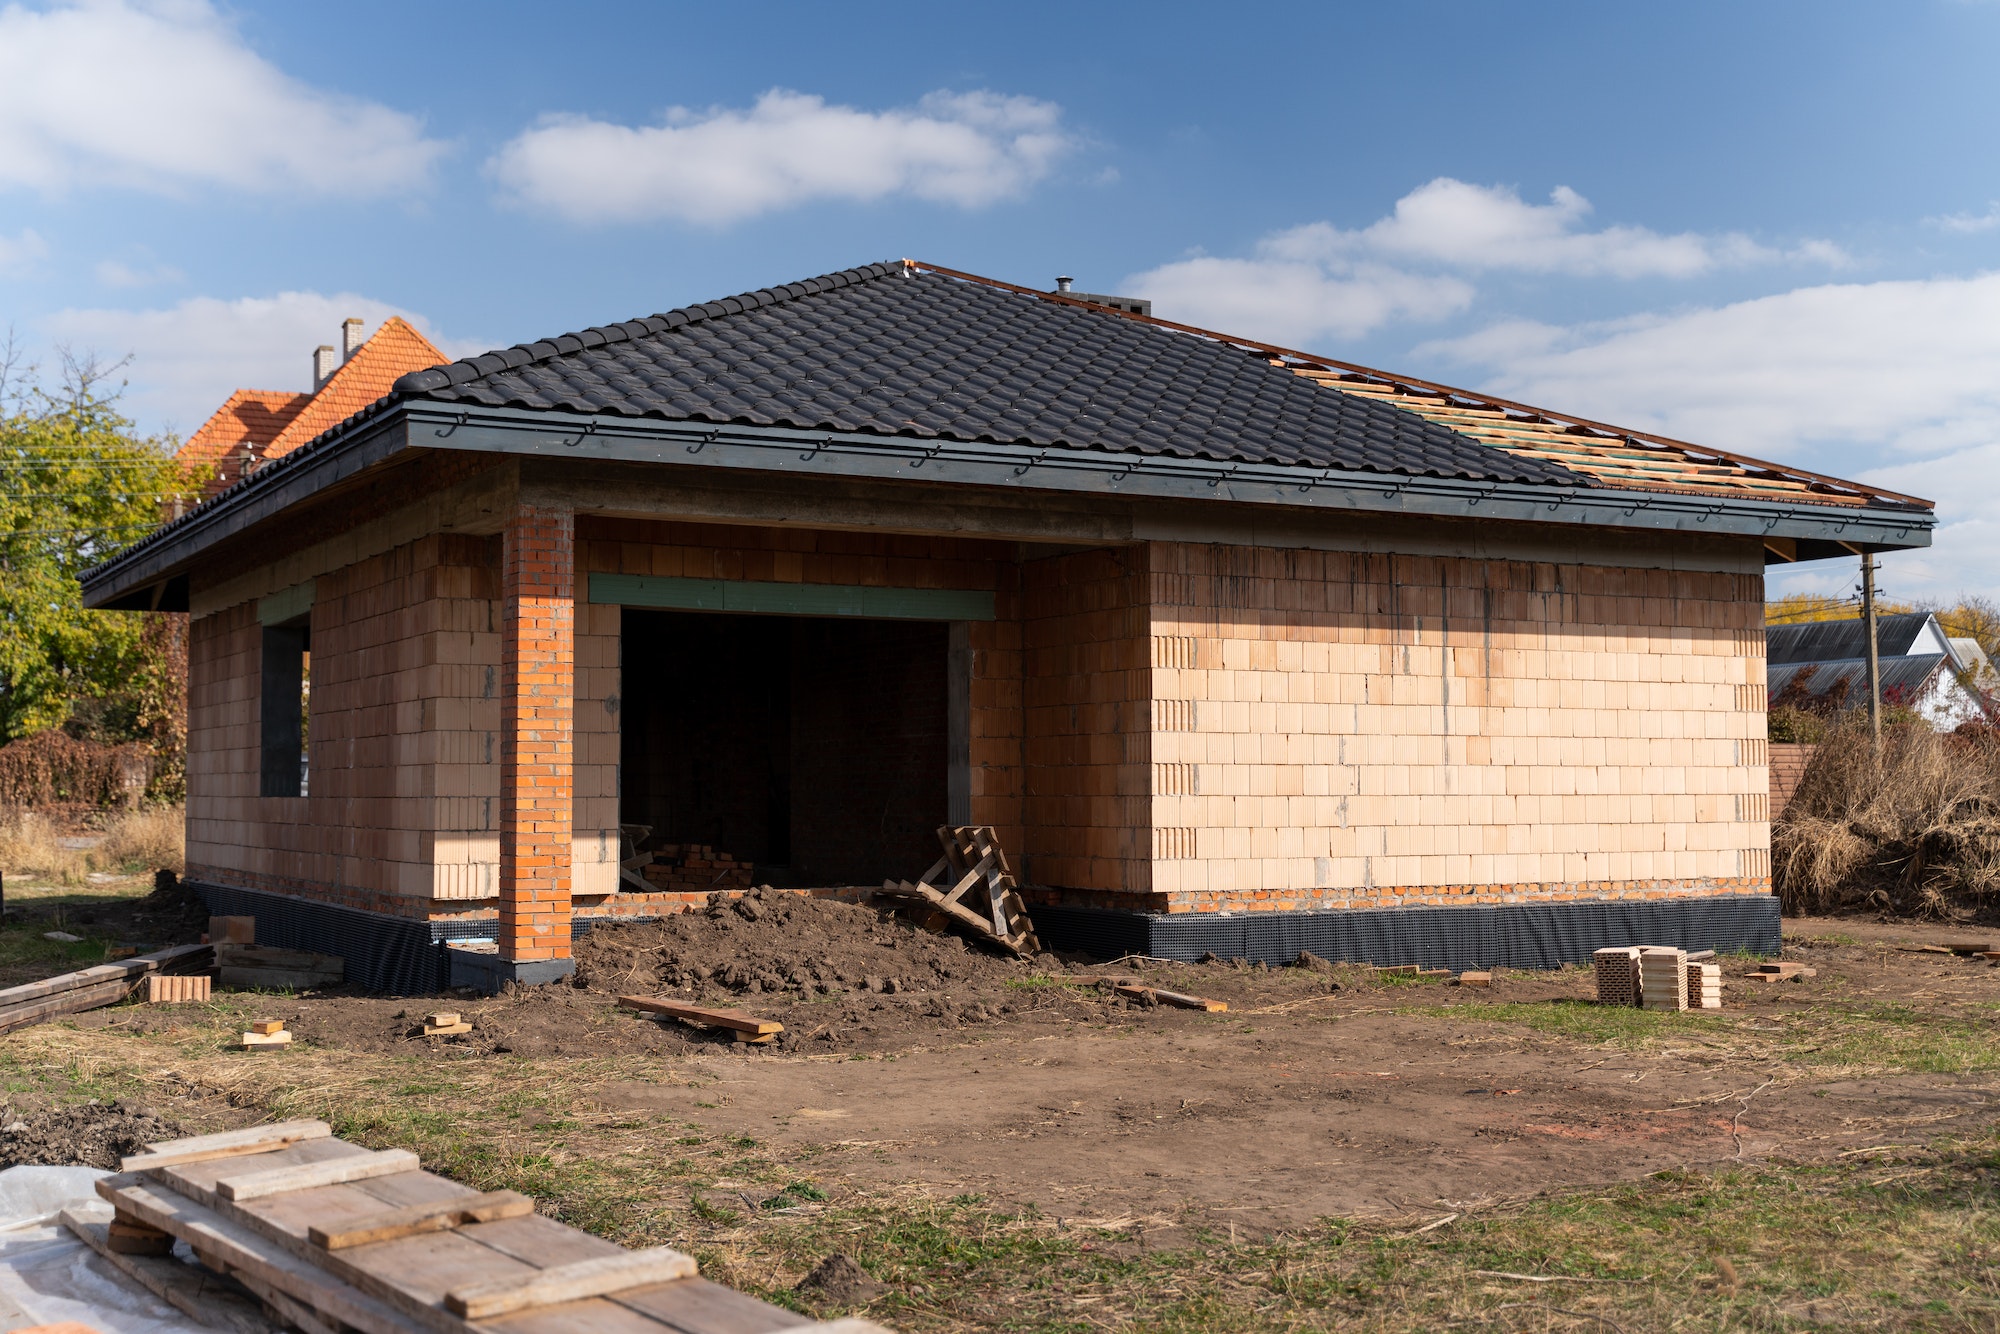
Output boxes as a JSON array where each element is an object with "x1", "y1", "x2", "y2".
[
  {"x1": 688, "y1": 429, "x2": 718, "y2": 455},
  {"x1": 436, "y1": 411, "x2": 468, "y2": 440}
]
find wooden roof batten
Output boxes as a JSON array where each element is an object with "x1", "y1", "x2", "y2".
[{"x1": 906, "y1": 259, "x2": 1932, "y2": 514}]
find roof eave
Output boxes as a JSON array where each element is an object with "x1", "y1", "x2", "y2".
[{"x1": 82, "y1": 404, "x2": 1935, "y2": 611}]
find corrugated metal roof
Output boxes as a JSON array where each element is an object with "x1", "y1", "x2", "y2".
[
  {"x1": 1769, "y1": 654, "x2": 1947, "y2": 705},
  {"x1": 1767, "y1": 612, "x2": 1938, "y2": 665}
]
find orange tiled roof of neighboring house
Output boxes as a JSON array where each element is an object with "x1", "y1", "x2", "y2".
[
  {"x1": 177, "y1": 388, "x2": 311, "y2": 477},
  {"x1": 264, "y1": 317, "x2": 445, "y2": 459},
  {"x1": 175, "y1": 317, "x2": 447, "y2": 496}
]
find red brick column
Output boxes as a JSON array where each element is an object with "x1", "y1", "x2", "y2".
[{"x1": 500, "y1": 503, "x2": 574, "y2": 964}]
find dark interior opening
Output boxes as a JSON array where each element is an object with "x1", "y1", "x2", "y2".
[{"x1": 619, "y1": 609, "x2": 949, "y2": 886}]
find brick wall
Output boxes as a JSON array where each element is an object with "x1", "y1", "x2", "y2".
[
  {"x1": 1125, "y1": 542, "x2": 1770, "y2": 912},
  {"x1": 1769, "y1": 742, "x2": 1815, "y2": 822},
  {"x1": 1020, "y1": 546, "x2": 1153, "y2": 893},
  {"x1": 186, "y1": 533, "x2": 502, "y2": 913}
]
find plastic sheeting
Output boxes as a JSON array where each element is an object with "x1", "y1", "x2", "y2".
[{"x1": 0, "y1": 1164, "x2": 211, "y2": 1333}]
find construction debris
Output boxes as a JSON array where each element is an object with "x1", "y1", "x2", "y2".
[
  {"x1": 880, "y1": 825, "x2": 1040, "y2": 956},
  {"x1": 619, "y1": 994, "x2": 785, "y2": 1043},
  {"x1": 418, "y1": 1011, "x2": 471, "y2": 1037},
  {"x1": 1458, "y1": 971, "x2": 1493, "y2": 988},
  {"x1": 0, "y1": 942, "x2": 212, "y2": 1037},
  {"x1": 1595, "y1": 946, "x2": 1727, "y2": 1010},
  {"x1": 85, "y1": 1119, "x2": 888, "y2": 1333}
]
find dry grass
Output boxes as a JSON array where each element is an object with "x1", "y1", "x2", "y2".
[
  {"x1": 0, "y1": 804, "x2": 183, "y2": 883},
  {"x1": 1774, "y1": 718, "x2": 2000, "y2": 916}
]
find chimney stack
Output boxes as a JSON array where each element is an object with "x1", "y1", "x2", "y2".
[
  {"x1": 312, "y1": 344, "x2": 338, "y2": 390},
  {"x1": 1055, "y1": 275, "x2": 1074, "y2": 292},
  {"x1": 341, "y1": 317, "x2": 366, "y2": 362}
]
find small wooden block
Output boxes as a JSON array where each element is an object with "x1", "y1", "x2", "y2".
[
  {"x1": 249, "y1": 1020, "x2": 286, "y2": 1035},
  {"x1": 209, "y1": 916, "x2": 256, "y2": 944},
  {"x1": 123, "y1": 1120, "x2": 331, "y2": 1172},
  {"x1": 106, "y1": 1217, "x2": 175, "y2": 1256},
  {"x1": 215, "y1": 1148, "x2": 419, "y2": 1202},
  {"x1": 421, "y1": 1021, "x2": 472, "y2": 1037},
  {"x1": 424, "y1": 1011, "x2": 460, "y2": 1028},
  {"x1": 240, "y1": 1031, "x2": 293, "y2": 1049},
  {"x1": 444, "y1": 1245, "x2": 699, "y2": 1318},
  {"x1": 1459, "y1": 972, "x2": 1492, "y2": 987},
  {"x1": 308, "y1": 1188, "x2": 534, "y2": 1250}
]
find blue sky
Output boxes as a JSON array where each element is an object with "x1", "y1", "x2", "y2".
[{"x1": 4, "y1": 0, "x2": 1999, "y2": 603}]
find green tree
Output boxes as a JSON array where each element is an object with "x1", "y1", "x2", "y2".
[{"x1": 0, "y1": 353, "x2": 202, "y2": 744}]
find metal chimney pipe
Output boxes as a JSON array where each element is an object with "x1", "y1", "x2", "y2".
[{"x1": 1055, "y1": 276, "x2": 1073, "y2": 293}]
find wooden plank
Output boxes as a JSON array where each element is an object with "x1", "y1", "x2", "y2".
[
  {"x1": 445, "y1": 1247, "x2": 699, "y2": 1319},
  {"x1": 0, "y1": 977, "x2": 137, "y2": 1035},
  {"x1": 61, "y1": 1206, "x2": 282, "y2": 1334},
  {"x1": 250, "y1": 1019, "x2": 286, "y2": 1035},
  {"x1": 0, "y1": 942, "x2": 210, "y2": 1011},
  {"x1": 241, "y1": 1030, "x2": 294, "y2": 1049},
  {"x1": 95, "y1": 1173, "x2": 430, "y2": 1334},
  {"x1": 309, "y1": 1190, "x2": 534, "y2": 1251},
  {"x1": 217, "y1": 1148, "x2": 420, "y2": 1201},
  {"x1": 1118, "y1": 984, "x2": 1227, "y2": 1013},
  {"x1": 615, "y1": 1276, "x2": 843, "y2": 1334},
  {"x1": 618, "y1": 995, "x2": 782, "y2": 1036},
  {"x1": 421, "y1": 1021, "x2": 473, "y2": 1036},
  {"x1": 122, "y1": 1119, "x2": 332, "y2": 1172}
]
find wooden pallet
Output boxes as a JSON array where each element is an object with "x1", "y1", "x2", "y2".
[
  {"x1": 85, "y1": 1120, "x2": 892, "y2": 1334},
  {"x1": 880, "y1": 826, "x2": 1039, "y2": 957}
]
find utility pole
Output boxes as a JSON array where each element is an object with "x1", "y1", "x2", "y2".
[{"x1": 1861, "y1": 551, "x2": 1881, "y2": 756}]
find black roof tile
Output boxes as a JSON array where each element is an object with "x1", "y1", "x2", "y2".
[{"x1": 393, "y1": 261, "x2": 1586, "y2": 487}]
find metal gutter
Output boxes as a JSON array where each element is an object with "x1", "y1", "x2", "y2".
[{"x1": 81, "y1": 401, "x2": 1933, "y2": 610}]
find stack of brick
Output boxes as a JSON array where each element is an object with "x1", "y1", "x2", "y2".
[
  {"x1": 640, "y1": 844, "x2": 755, "y2": 894},
  {"x1": 1639, "y1": 947, "x2": 1688, "y2": 1012},
  {"x1": 1593, "y1": 946, "x2": 1642, "y2": 1006},
  {"x1": 1691, "y1": 961, "x2": 1723, "y2": 1009}
]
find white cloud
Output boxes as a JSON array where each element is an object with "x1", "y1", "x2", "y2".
[
  {"x1": 1931, "y1": 203, "x2": 2000, "y2": 234},
  {"x1": 94, "y1": 256, "x2": 182, "y2": 288},
  {"x1": 0, "y1": 0, "x2": 445, "y2": 196},
  {"x1": 1418, "y1": 274, "x2": 2000, "y2": 600},
  {"x1": 1128, "y1": 254, "x2": 1474, "y2": 346},
  {"x1": 42, "y1": 291, "x2": 481, "y2": 437},
  {"x1": 1125, "y1": 178, "x2": 1847, "y2": 347},
  {"x1": 489, "y1": 88, "x2": 1073, "y2": 226},
  {"x1": 0, "y1": 227, "x2": 47, "y2": 273}
]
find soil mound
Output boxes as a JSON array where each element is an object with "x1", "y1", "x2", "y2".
[
  {"x1": 0, "y1": 1099, "x2": 183, "y2": 1169},
  {"x1": 571, "y1": 888, "x2": 1024, "y2": 1001},
  {"x1": 796, "y1": 1252, "x2": 884, "y2": 1304}
]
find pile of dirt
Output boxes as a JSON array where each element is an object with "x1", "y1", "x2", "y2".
[
  {"x1": 571, "y1": 887, "x2": 1028, "y2": 1000},
  {"x1": 0, "y1": 1099, "x2": 183, "y2": 1170}
]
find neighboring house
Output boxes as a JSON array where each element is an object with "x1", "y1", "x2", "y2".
[
  {"x1": 178, "y1": 318, "x2": 445, "y2": 496},
  {"x1": 82, "y1": 261, "x2": 1938, "y2": 991},
  {"x1": 1768, "y1": 612, "x2": 1992, "y2": 730}
]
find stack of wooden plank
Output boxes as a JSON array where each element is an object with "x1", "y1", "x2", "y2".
[
  {"x1": 1638, "y1": 947, "x2": 1687, "y2": 1012},
  {"x1": 1592, "y1": 947, "x2": 1641, "y2": 1006},
  {"x1": 880, "y1": 825, "x2": 1040, "y2": 956},
  {"x1": 0, "y1": 942, "x2": 212, "y2": 1036},
  {"x1": 217, "y1": 943, "x2": 344, "y2": 991},
  {"x1": 77, "y1": 1119, "x2": 892, "y2": 1333}
]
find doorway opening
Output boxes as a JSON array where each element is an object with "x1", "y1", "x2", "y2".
[{"x1": 619, "y1": 610, "x2": 951, "y2": 887}]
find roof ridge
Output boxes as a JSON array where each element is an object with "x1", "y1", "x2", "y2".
[{"x1": 392, "y1": 260, "x2": 904, "y2": 397}]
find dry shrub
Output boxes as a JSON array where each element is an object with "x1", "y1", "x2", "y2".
[
  {"x1": 0, "y1": 804, "x2": 185, "y2": 882},
  {"x1": 1774, "y1": 715, "x2": 2000, "y2": 917},
  {"x1": 97, "y1": 806, "x2": 184, "y2": 875},
  {"x1": 0, "y1": 731, "x2": 152, "y2": 807}
]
